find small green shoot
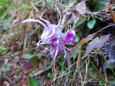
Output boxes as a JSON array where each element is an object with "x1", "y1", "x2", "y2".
[
  {"x1": 75, "y1": 18, "x2": 87, "y2": 28},
  {"x1": 47, "y1": 72, "x2": 52, "y2": 78},
  {"x1": 21, "y1": 4, "x2": 28, "y2": 9}
]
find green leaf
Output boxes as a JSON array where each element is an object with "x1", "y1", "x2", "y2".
[
  {"x1": 75, "y1": 18, "x2": 87, "y2": 28},
  {"x1": 0, "y1": 9, "x2": 4, "y2": 17},
  {"x1": 29, "y1": 77, "x2": 40, "y2": 86},
  {"x1": 92, "y1": 0, "x2": 110, "y2": 11},
  {"x1": 87, "y1": 19, "x2": 96, "y2": 29},
  {"x1": 21, "y1": 4, "x2": 28, "y2": 9},
  {"x1": 47, "y1": 72, "x2": 52, "y2": 78},
  {"x1": 93, "y1": 1, "x2": 104, "y2": 11},
  {"x1": 0, "y1": 0, "x2": 10, "y2": 7},
  {"x1": 75, "y1": 33, "x2": 80, "y2": 43},
  {"x1": 23, "y1": 54, "x2": 33, "y2": 59}
]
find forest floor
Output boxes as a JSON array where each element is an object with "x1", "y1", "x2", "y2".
[{"x1": 0, "y1": 0, "x2": 115, "y2": 86}]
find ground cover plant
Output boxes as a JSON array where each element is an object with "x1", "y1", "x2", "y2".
[{"x1": 0, "y1": 0, "x2": 115, "y2": 86}]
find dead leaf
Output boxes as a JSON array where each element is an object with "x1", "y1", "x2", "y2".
[
  {"x1": 78, "y1": 34, "x2": 94, "y2": 46},
  {"x1": 76, "y1": 1, "x2": 87, "y2": 15},
  {"x1": 82, "y1": 34, "x2": 110, "y2": 59}
]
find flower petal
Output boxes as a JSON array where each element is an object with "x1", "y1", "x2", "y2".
[
  {"x1": 22, "y1": 19, "x2": 48, "y2": 29},
  {"x1": 64, "y1": 30, "x2": 76, "y2": 44},
  {"x1": 52, "y1": 46, "x2": 59, "y2": 63}
]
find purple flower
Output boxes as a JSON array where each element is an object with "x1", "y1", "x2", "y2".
[
  {"x1": 22, "y1": 18, "x2": 63, "y2": 44},
  {"x1": 49, "y1": 38, "x2": 64, "y2": 62},
  {"x1": 64, "y1": 29, "x2": 76, "y2": 45},
  {"x1": 22, "y1": 18, "x2": 76, "y2": 63},
  {"x1": 23, "y1": 62, "x2": 32, "y2": 71}
]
